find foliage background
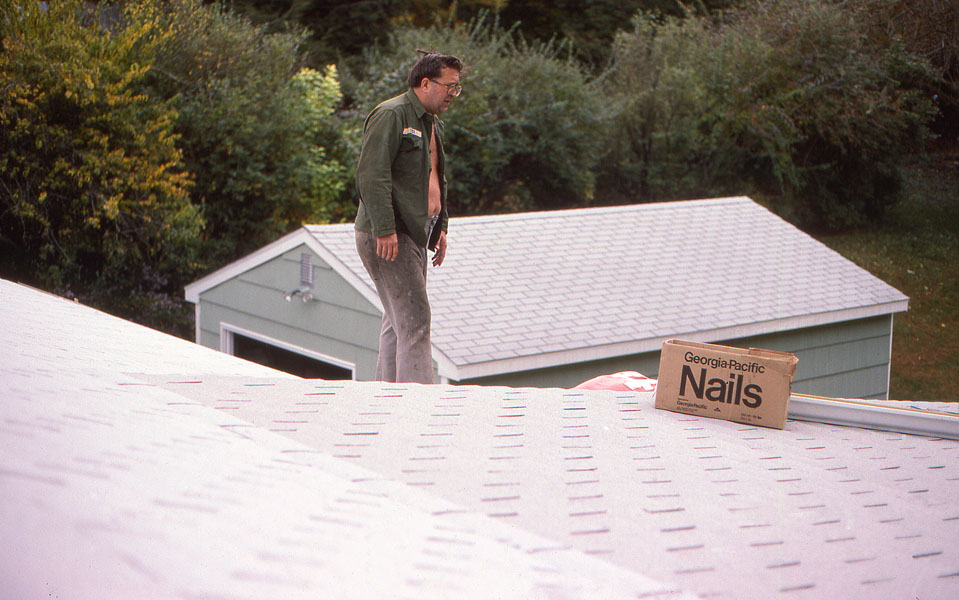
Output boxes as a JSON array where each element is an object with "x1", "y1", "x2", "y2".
[
  {"x1": 135, "y1": 0, "x2": 352, "y2": 266},
  {"x1": 600, "y1": 2, "x2": 937, "y2": 230},
  {"x1": 0, "y1": 0, "x2": 201, "y2": 330}
]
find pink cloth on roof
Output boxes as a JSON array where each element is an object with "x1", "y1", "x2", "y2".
[{"x1": 573, "y1": 371, "x2": 658, "y2": 392}]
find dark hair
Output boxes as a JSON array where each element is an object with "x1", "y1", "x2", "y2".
[{"x1": 407, "y1": 50, "x2": 464, "y2": 88}]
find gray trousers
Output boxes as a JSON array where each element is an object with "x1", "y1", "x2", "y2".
[{"x1": 355, "y1": 230, "x2": 434, "y2": 383}]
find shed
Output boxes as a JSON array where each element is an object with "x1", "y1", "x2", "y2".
[{"x1": 185, "y1": 197, "x2": 908, "y2": 398}]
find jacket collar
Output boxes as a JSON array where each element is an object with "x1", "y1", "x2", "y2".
[{"x1": 405, "y1": 88, "x2": 433, "y2": 122}]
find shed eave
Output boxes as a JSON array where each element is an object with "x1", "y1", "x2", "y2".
[
  {"x1": 452, "y1": 299, "x2": 909, "y2": 381},
  {"x1": 184, "y1": 228, "x2": 313, "y2": 304}
]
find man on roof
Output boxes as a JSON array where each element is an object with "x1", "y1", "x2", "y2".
[{"x1": 354, "y1": 50, "x2": 464, "y2": 383}]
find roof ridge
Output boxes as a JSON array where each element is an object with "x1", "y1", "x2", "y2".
[{"x1": 304, "y1": 196, "x2": 753, "y2": 229}]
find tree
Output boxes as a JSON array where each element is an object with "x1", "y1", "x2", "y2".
[
  {"x1": 856, "y1": 0, "x2": 959, "y2": 137},
  {"x1": 224, "y1": 0, "x2": 508, "y2": 67},
  {"x1": 597, "y1": 14, "x2": 718, "y2": 204},
  {"x1": 601, "y1": 0, "x2": 937, "y2": 229},
  {"x1": 292, "y1": 65, "x2": 353, "y2": 223},
  {"x1": 0, "y1": 0, "x2": 201, "y2": 327},
  {"x1": 133, "y1": 0, "x2": 352, "y2": 265},
  {"x1": 226, "y1": 1, "x2": 745, "y2": 71}
]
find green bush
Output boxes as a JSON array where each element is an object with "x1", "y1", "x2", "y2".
[
  {"x1": 345, "y1": 15, "x2": 605, "y2": 215},
  {"x1": 856, "y1": 0, "x2": 959, "y2": 135},
  {"x1": 757, "y1": 0, "x2": 937, "y2": 228},
  {"x1": 0, "y1": 0, "x2": 201, "y2": 308},
  {"x1": 597, "y1": 14, "x2": 721, "y2": 204},
  {"x1": 134, "y1": 0, "x2": 352, "y2": 266},
  {"x1": 292, "y1": 66, "x2": 353, "y2": 224},
  {"x1": 602, "y1": 0, "x2": 937, "y2": 229}
]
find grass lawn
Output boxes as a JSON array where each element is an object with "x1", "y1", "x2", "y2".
[{"x1": 816, "y1": 145, "x2": 959, "y2": 401}]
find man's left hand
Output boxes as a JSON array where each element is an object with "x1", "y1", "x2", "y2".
[{"x1": 432, "y1": 230, "x2": 447, "y2": 267}]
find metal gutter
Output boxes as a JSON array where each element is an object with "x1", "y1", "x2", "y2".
[{"x1": 788, "y1": 393, "x2": 959, "y2": 440}]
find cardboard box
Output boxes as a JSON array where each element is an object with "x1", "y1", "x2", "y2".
[{"x1": 654, "y1": 339, "x2": 799, "y2": 429}]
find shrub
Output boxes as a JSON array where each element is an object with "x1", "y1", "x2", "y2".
[
  {"x1": 0, "y1": 0, "x2": 201, "y2": 308},
  {"x1": 856, "y1": 0, "x2": 959, "y2": 136},
  {"x1": 292, "y1": 66, "x2": 353, "y2": 223},
  {"x1": 597, "y1": 14, "x2": 723, "y2": 204},
  {"x1": 133, "y1": 0, "x2": 352, "y2": 266},
  {"x1": 756, "y1": 0, "x2": 937, "y2": 228},
  {"x1": 602, "y1": 0, "x2": 937, "y2": 229}
]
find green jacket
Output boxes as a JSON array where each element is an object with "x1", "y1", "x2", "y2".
[{"x1": 354, "y1": 89, "x2": 449, "y2": 249}]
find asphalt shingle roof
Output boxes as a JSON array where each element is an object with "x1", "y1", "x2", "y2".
[
  {"x1": 308, "y1": 197, "x2": 907, "y2": 377},
  {"x1": 2, "y1": 277, "x2": 955, "y2": 599}
]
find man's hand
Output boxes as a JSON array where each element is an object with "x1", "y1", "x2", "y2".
[
  {"x1": 376, "y1": 233, "x2": 398, "y2": 261},
  {"x1": 432, "y1": 230, "x2": 447, "y2": 267}
]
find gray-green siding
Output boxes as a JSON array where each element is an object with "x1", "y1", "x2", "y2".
[
  {"x1": 461, "y1": 316, "x2": 893, "y2": 400},
  {"x1": 196, "y1": 245, "x2": 387, "y2": 379}
]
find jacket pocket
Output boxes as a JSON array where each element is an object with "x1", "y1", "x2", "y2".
[{"x1": 399, "y1": 134, "x2": 424, "y2": 152}]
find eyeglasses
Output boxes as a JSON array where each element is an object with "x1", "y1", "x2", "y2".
[{"x1": 429, "y1": 78, "x2": 462, "y2": 97}]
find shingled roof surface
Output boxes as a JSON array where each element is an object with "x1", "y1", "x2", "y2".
[
  {"x1": 3, "y1": 277, "x2": 956, "y2": 599},
  {"x1": 308, "y1": 197, "x2": 908, "y2": 377}
]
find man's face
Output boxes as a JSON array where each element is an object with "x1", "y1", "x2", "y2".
[{"x1": 421, "y1": 66, "x2": 461, "y2": 115}]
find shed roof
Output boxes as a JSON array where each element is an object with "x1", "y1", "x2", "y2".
[
  {"x1": 3, "y1": 277, "x2": 957, "y2": 599},
  {"x1": 187, "y1": 197, "x2": 908, "y2": 380}
]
